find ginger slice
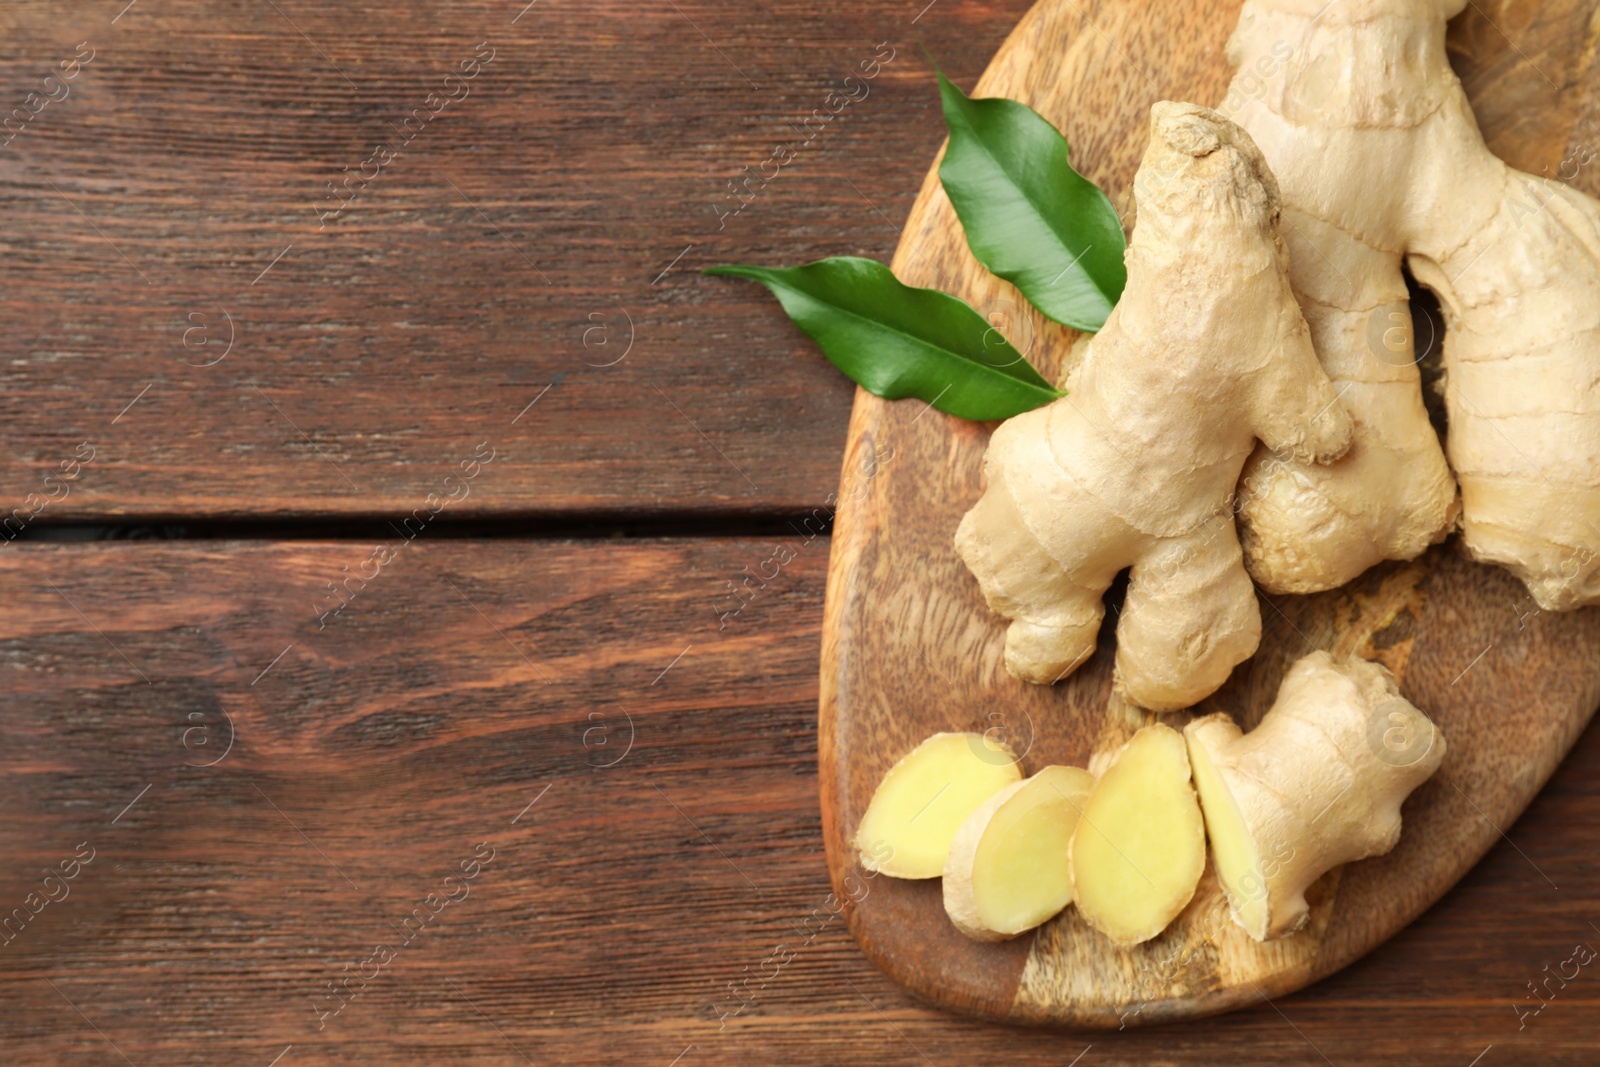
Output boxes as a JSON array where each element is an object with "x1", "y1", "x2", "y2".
[
  {"x1": 854, "y1": 732, "x2": 1022, "y2": 879},
  {"x1": 943, "y1": 765, "x2": 1094, "y2": 941},
  {"x1": 1069, "y1": 723, "x2": 1206, "y2": 945}
]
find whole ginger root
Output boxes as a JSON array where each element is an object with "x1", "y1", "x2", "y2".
[
  {"x1": 956, "y1": 101, "x2": 1352, "y2": 710},
  {"x1": 1185, "y1": 651, "x2": 1446, "y2": 940},
  {"x1": 1226, "y1": 0, "x2": 1600, "y2": 609}
]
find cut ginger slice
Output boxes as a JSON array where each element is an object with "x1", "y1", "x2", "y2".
[
  {"x1": 1069, "y1": 723, "x2": 1205, "y2": 945},
  {"x1": 855, "y1": 732, "x2": 1021, "y2": 879},
  {"x1": 943, "y1": 765, "x2": 1094, "y2": 941}
]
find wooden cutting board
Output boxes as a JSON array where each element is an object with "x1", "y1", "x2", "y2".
[{"x1": 818, "y1": 0, "x2": 1600, "y2": 1028}]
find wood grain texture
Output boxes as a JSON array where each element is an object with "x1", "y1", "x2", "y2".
[
  {"x1": 0, "y1": 0, "x2": 1037, "y2": 520},
  {"x1": 0, "y1": 540, "x2": 1597, "y2": 1066},
  {"x1": 820, "y1": 0, "x2": 1600, "y2": 1028}
]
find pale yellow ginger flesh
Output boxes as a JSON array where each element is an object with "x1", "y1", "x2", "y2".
[
  {"x1": 854, "y1": 732, "x2": 1022, "y2": 879},
  {"x1": 1185, "y1": 651, "x2": 1446, "y2": 941},
  {"x1": 955, "y1": 101, "x2": 1352, "y2": 710},
  {"x1": 1069, "y1": 724, "x2": 1206, "y2": 945},
  {"x1": 1225, "y1": 0, "x2": 1600, "y2": 608},
  {"x1": 943, "y1": 765, "x2": 1094, "y2": 941}
]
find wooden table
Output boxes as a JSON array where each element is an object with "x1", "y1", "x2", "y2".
[{"x1": 1, "y1": 2, "x2": 1595, "y2": 1064}]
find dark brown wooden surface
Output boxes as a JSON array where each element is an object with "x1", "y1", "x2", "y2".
[
  {"x1": 0, "y1": 0, "x2": 1047, "y2": 520},
  {"x1": 820, "y1": 0, "x2": 1600, "y2": 1034},
  {"x1": 0, "y1": 540, "x2": 1594, "y2": 1066}
]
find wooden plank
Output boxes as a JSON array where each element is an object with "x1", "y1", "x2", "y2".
[
  {"x1": 0, "y1": 540, "x2": 1595, "y2": 1062},
  {"x1": 0, "y1": 0, "x2": 1033, "y2": 519}
]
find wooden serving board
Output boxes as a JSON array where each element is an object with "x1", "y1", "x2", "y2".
[{"x1": 818, "y1": 0, "x2": 1600, "y2": 1028}]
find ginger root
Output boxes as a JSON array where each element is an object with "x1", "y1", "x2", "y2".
[
  {"x1": 943, "y1": 765, "x2": 1094, "y2": 941},
  {"x1": 855, "y1": 732, "x2": 1022, "y2": 879},
  {"x1": 1185, "y1": 651, "x2": 1446, "y2": 941},
  {"x1": 1069, "y1": 723, "x2": 1206, "y2": 945},
  {"x1": 955, "y1": 101, "x2": 1352, "y2": 710},
  {"x1": 1225, "y1": 0, "x2": 1600, "y2": 608}
]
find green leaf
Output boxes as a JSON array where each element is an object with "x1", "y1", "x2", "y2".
[
  {"x1": 937, "y1": 71, "x2": 1127, "y2": 332},
  {"x1": 705, "y1": 256, "x2": 1062, "y2": 421}
]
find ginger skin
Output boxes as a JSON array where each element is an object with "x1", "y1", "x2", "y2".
[
  {"x1": 1185, "y1": 652, "x2": 1446, "y2": 941},
  {"x1": 956, "y1": 101, "x2": 1352, "y2": 710},
  {"x1": 1226, "y1": 0, "x2": 1600, "y2": 609}
]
